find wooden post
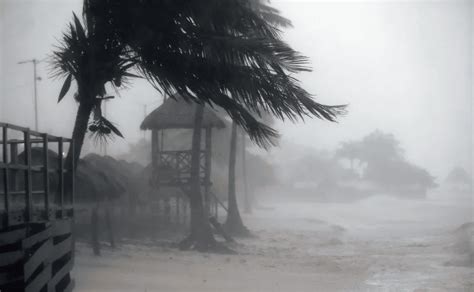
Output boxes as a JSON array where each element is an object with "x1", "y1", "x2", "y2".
[
  {"x1": 43, "y1": 134, "x2": 50, "y2": 220},
  {"x1": 70, "y1": 140, "x2": 75, "y2": 209},
  {"x1": 58, "y1": 138, "x2": 64, "y2": 217},
  {"x1": 104, "y1": 201, "x2": 116, "y2": 248},
  {"x1": 183, "y1": 199, "x2": 188, "y2": 226},
  {"x1": 160, "y1": 129, "x2": 165, "y2": 152},
  {"x1": 176, "y1": 196, "x2": 180, "y2": 224},
  {"x1": 2, "y1": 126, "x2": 10, "y2": 226},
  {"x1": 151, "y1": 129, "x2": 160, "y2": 230},
  {"x1": 204, "y1": 128, "x2": 212, "y2": 216},
  {"x1": 10, "y1": 142, "x2": 18, "y2": 192},
  {"x1": 151, "y1": 130, "x2": 159, "y2": 184},
  {"x1": 24, "y1": 130, "x2": 33, "y2": 222},
  {"x1": 91, "y1": 207, "x2": 100, "y2": 255},
  {"x1": 164, "y1": 197, "x2": 170, "y2": 224}
]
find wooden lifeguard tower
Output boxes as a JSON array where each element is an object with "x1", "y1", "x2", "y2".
[
  {"x1": 0, "y1": 123, "x2": 75, "y2": 291},
  {"x1": 140, "y1": 93, "x2": 226, "y2": 222}
]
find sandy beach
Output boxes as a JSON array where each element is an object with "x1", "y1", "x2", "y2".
[{"x1": 73, "y1": 190, "x2": 473, "y2": 292}]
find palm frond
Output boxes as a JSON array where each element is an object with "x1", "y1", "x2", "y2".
[
  {"x1": 52, "y1": 0, "x2": 346, "y2": 146},
  {"x1": 209, "y1": 93, "x2": 280, "y2": 149}
]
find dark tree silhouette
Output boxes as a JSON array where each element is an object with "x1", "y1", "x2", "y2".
[
  {"x1": 52, "y1": 0, "x2": 345, "y2": 168},
  {"x1": 179, "y1": 104, "x2": 218, "y2": 250},
  {"x1": 339, "y1": 130, "x2": 437, "y2": 193},
  {"x1": 446, "y1": 167, "x2": 472, "y2": 186},
  {"x1": 336, "y1": 141, "x2": 362, "y2": 170},
  {"x1": 224, "y1": 122, "x2": 250, "y2": 236},
  {"x1": 52, "y1": 0, "x2": 346, "y2": 250},
  {"x1": 359, "y1": 130, "x2": 404, "y2": 166}
]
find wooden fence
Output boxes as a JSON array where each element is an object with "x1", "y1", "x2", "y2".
[{"x1": 0, "y1": 123, "x2": 75, "y2": 292}]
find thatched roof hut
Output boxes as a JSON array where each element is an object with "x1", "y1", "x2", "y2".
[
  {"x1": 140, "y1": 93, "x2": 226, "y2": 130},
  {"x1": 75, "y1": 154, "x2": 130, "y2": 202},
  {"x1": 139, "y1": 93, "x2": 225, "y2": 210}
]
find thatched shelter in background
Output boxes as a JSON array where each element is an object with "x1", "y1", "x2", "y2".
[
  {"x1": 75, "y1": 154, "x2": 129, "y2": 203},
  {"x1": 141, "y1": 93, "x2": 225, "y2": 131},
  {"x1": 75, "y1": 154, "x2": 148, "y2": 253},
  {"x1": 140, "y1": 93, "x2": 226, "y2": 219}
]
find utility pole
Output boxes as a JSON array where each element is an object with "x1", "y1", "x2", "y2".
[{"x1": 18, "y1": 58, "x2": 41, "y2": 131}]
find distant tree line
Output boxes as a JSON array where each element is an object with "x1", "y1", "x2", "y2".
[{"x1": 280, "y1": 130, "x2": 438, "y2": 200}]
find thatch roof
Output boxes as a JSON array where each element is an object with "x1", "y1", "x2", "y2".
[
  {"x1": 140, "y1": 93, "x2": 226, "y2": 130},
  {"x1": 76, "y1": 154, "x2": 129, "y2": 202}
]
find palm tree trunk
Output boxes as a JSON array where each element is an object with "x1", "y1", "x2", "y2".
[
  {"x1": 91, "y1": 206, "x2": 100, "y2": 256},
  {"x1": 224, "y1": 121, "x2": 249, "y2": 236},
  {"x1": 66, "y1": 101, "x2": 97, "y2": 255},
  {"x1": 104, "y1": 201, "x2": 116, "y2": 248},
  {"x1": 66, "y1": 101, "x2": 94, "y2": 170},
  {"x1": 241, "y1": 132, "x2": 251, "y2": 214},
  {"x1": 180, "y1": 104, "x2": 216, "y2": 250}
]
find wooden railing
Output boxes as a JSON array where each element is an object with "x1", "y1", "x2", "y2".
[
  {"x1": 157, "y1": 150, "x2": 206, "y2": 185},
  {"x1": 0, "y1": 122, "x2": 75, "y2": 229}
]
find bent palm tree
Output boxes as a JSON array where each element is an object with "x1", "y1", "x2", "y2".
[
  {"x1": 52, "y1": 0, "x2": 346, "y2": 250},
  {"x1": 51, "y1": 12, "x2": 133, "y2": 170},
  {"x1": 224, "y1": 121, "x2": 250, "y2": 236},
  {"x1": 224, "y1": 4, "x2": 293, "y2": 235}
]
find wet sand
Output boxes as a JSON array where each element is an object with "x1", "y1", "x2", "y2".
[{"x1": 74, "y1": 190, "x2": 472, "y2": 291}]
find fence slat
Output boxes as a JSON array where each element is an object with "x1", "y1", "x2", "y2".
[
  {"x1": 52, "y1": 218, "x2": 72, "y2": 237},
  {"x1": 24, "y1": 239, "x2": 52, "y2": 280},
  {"x1": 43, "y1": 134, "x2": 50, "y2": 220},
  {"x1": 0, "y1": 123, "x2": 75, "y2": 291},
  {"x1": 58, "y1": 138, "x2": 64, "y2": 217},
  {"x1": 0, "y1": 227, "x2": 26, "y2": 245},
  {"x1": 22, "y1": 224, "x2": 51, "y2": 249},
  {"x1": 24, "y1": 130, "x2": 33, "y2": 222},
  {"x1": 2, "y1": 126, "x2": 10, "y2": 226},
  {"x1": 25, "y1": 263, "x2": 51, "y2": 292},
  {"x1": 49, "y1": 256, "x2": 73, "y2": 289},
  {"x1": 51, "y1": 235, "x2": 72, "y2": 261},
  {"x1": 70, "y1": 140, "x2": 75, "y2": 208}
]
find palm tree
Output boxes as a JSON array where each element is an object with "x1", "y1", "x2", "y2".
[
  {"x1": 52, "y1": 0, "x2": 346, "y2": 250},
  {"x1": 179, "y1": 104, "x2": 218, "y2": 250},
  {"x1": 224, "y1": 121, "x2": 250, "y2": 236},
  {"x1": 224, "y1": 3, "x2": 290, "y2": 235},
  {"x1": 51, "y1": 11, "x2": 132, "y2": 170},
  {"x1": 54, "y1": 0, "x2": 345, "y2": 164}
]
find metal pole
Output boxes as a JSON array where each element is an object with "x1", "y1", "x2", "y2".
[
  {"x1": 33, "y1": 59, "x2": 39, "y2": 131},
  {"x1": 18, "y1": 58, "x2": 41, "y2": 131}
]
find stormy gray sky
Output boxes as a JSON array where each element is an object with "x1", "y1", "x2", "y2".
[{"x1": 0, "y1": 0, "x2": 472, "y2": 178}]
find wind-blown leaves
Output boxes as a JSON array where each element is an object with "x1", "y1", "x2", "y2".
[
  {"x1": 210, "y1": 93, "x2": 280, "y2": 149},
  {"x1": 72, "y1": 13, "x2": 86, "y2": 42},
  {"x1": 52, "y1": 0, "x2": 346, "y2": 147},
  {"x1": 102, "y1": 118, "x2": 124, "y2": 138},
  {"x1": 254, "y1": 2, "x2": 293, "y2": 28},
  {"x1": 58, "y1": 73, "x2": 73, "y2": 103},
  {"x1": 88, "y1": 116, "x2": 124, "y2": 145}
]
